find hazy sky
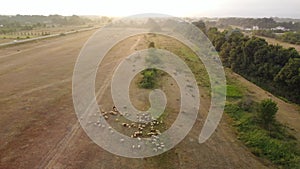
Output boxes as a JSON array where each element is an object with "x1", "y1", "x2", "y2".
[{"x1": 0, "y1": 0, "x2": 299, "y2": 18}]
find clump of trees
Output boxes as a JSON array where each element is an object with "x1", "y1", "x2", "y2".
[
  {"x1": 0, "y1": 14, "x2": 98, "y2": 35},
  {"x1": 253, "y1": 30, "x2": 276, "y2": 38},
  {"x1": 278, "y1": 31, "x2": 300, "y2": 45},
  {"x1": 192, "y1": 20, "x2": 207, "y2": 34},
  {"x1": 207, "y1": 27, "x2": 300, "y2": 104},
  {"x1": 217, "y1": 17, "x2": 300, "y2": 31}
]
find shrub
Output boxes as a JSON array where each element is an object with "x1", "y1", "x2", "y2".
[
  {"x1": 225, "y1": 101, "x2": 300, "y2": 168},
  {"x1": 238, "y1": 97, "x2": 254, "y2": 112},
  {"x1": 149, "y1": 41, "x2": 155, "y2": 48},
  {"x1": 258, "y1": 99, "x2": 278, "y2": 128},
  {"x1": 139, "y1": 68, "x2": 158, "y2": 89}
]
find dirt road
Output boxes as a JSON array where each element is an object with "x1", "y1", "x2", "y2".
[{"x1": 0, "y1": 30, "x2": 273, "y2": 169}]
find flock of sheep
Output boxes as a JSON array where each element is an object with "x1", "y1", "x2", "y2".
[{"x1": 98, "y1": 106, "x2": 166, "y2": 151}]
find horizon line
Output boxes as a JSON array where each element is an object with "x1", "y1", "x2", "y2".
[{"x1": 0, "y1": 14, "x2": 299, "y2": 20}]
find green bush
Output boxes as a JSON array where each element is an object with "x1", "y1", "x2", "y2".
[
  {"x1": 240, "y1": 129, "x2": 300, "y2": 168},
  {"x1": 139, "y1": 68, "x2": 158, "y2": 89},
  {"x1": 225, "y1": 102, "x2": 300, "y2": 169},
  {"x1": 149, "y1": 41, "x2": 155, "y2": 48},
  {"x1": 258, "y1": 99, "x2": 278, "y2": 128}
]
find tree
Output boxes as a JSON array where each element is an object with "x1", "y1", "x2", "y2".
[
  {"x1": 274, "y1": 58, "x2": 300, "y2": 102},
  {"x1": 207, "y1": 27, "x2": 226, "y2": 51},
  {"x1": 192, "y1": 20, "x2": 206, "y2": 34},
  {"x1": 219, "y1": 41, "x2": 231, "y2": 67},
  {"x1": 258, "y1": 99, "x2": 278, "y2": 128}
]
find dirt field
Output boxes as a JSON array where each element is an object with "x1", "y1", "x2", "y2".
[
  {"x1": 0, "y1": 29, "x2": 293, "y2": 169},
  {"x1": 255, "y1": 35, "x2": 300, "y2": 53},
  {"x1": 0, "y1": 25, "x2": 97, "y2": 44}
]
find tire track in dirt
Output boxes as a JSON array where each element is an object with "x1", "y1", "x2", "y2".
[
  {"x1": 0, "y1": 56, "x2": 122, "y2": 102},
  {"x1": 0, "y1": 30, "x2": 98, "y2": 169},
  {"x1": 0, "y1": 78, "x2": 72, "y2": 102},
  {"x1": 38, "y1": 78, "x2": 111, "y2": 169},
  {"x1": 36, "y1": 58, "x2": 119, "y2": 168},
  {"x1": 37, "y1": 37, "x2": 142, "y2": 169}
]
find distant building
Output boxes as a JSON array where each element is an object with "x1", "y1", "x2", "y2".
[
  {"x1": 253, "y1": 26, "x2": 259, "y2": 30},
  {"x1": 0, "y1": 24, "x2": 3, "y2": 27},
  {"x1": 271, "y1": 26, "x2": 290, "y2": 31}
]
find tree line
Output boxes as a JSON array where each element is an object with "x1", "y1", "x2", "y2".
[
  {"x1": 0, "y1": 15, "x2": 91, "y2": 26},
  {"x1": 206, "y1": 27, "x2": 300, "y2": 104},
  {"x1": 217, "y1": 17, "x2": 300, "y2": 31},
  {"x1": 0, "y1": 15, "x2": 105, "y2": 35}
]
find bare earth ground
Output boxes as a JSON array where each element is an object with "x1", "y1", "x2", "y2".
[
  {"x1": 0, "y1": 29, "x2": 298, "y2": 169},
  {"x1": 0, "y1": 25, "x2": 98, "y2": 44},
  {"x1": 255, "y1": 35, "x2": 300, "y2": 53}
]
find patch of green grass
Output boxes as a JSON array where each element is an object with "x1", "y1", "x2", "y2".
[
  {"x1": 225, "y1": 103, "x2": 300, "y2": 169},
  {"x1": 147, "y1": 35, "x2": 210, "y2": 88},
  {"x1": 179, "y1": 47, "x2": 198, "y2": 62},
  {"x1": 278, "y1": 96, "x2": 291, "y2": 103},
  {"x1": 241, "y1": 129, "x2": 300, "y2": 168},
  {"x1": 226, "y1": 85, "x2": 243, "y2": 98}
]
